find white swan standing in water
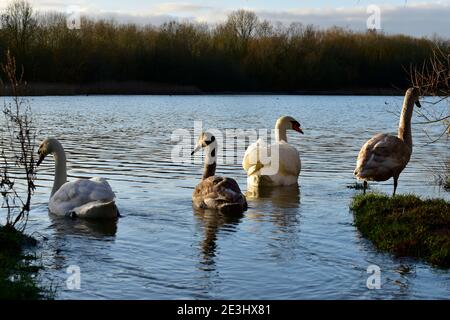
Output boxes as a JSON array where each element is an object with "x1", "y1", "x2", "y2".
[
  {"x1": 354, "y1": 87, "x2": 421, "y2": 196},
  {"x1": 37, "y1": 138, "x2": 119, "y2": 219},
  {"x1": 243, "y1": 116, "x2": 303, "y2": 188},
  {"x1": 191, "y1": 132, "x2": 247, "y2": 214}
]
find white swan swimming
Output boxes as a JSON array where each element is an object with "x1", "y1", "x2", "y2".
[
  {"x1": 354, "y1": 87, "x2": 421, "y2": 196},
  {"x1": 191, "y1": 132, "x2": 247, "y2": 214},
  {"x1": 243, "y1": 116, "x2": 303, "y2": 188},
  {"x1": 37, "y1": 138, "x2": 119, "y2": 219}
]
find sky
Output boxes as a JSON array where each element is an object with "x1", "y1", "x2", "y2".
[{"x1": 1, "y1": 0, "x2": 450, "y2": 38}]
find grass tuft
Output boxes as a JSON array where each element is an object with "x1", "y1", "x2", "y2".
[
  {"x1": 0, "y1": 225, "x2": 51, "y2": 299},
  {"x1": 350, "y1": 193, "x2": 450, "y2": 268}
]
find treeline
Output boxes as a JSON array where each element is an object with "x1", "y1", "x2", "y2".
[{"x1": 0, "y1": 1, "x2": 447, "y2": 93}]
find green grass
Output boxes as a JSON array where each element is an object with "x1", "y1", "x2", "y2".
[
  {"x1": 0, "y1": 225, "x2": 51, "y2": 299},
  {"x1": 350, "y1": 193, "x2": 450, "y2": 268}
]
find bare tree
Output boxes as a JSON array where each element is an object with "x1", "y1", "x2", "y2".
[
  {"x1": 409, "y1": 45, "x2": 450, "y2": 190},
  {"x1": 409, "y1": 45, "x2": 450, "y2": 142},
  {"x1": 256, "y1": 19, "x2": 274, "y2": 38},
  {"x1": 226, "y1": 10, "x2": 259, "y2": 42},
  {"x1": 0, "y1": 51, "x2": 37, "y2": 230},
  {"x1": 0, "y1": 0, "x2": 37, "y2": 57}
]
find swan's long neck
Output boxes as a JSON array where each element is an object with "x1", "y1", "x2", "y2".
[
  {"x1": 398, "y1": 93, "x2": 416, "y2": 149},
  {"x1": 51, "y1": 142, "x2": 67, "y2": 197},
  {"x1": 275, "y1": 123, "x2": 288, "y2": 143},
  {"x1": 203, "y1": 141, "x2": 217, "y2": 179}
]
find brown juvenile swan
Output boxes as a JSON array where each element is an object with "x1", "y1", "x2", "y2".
[
  {"x1": 191, "y1": 132, "x2": 247, "y2": 214},
  {"x1": 354, "y1": 87, "x2": 421, "y2": 196}
]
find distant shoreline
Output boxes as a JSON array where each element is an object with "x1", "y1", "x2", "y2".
[{"x1": 0, "y1": 82, "x2": 406, "y2": 96}]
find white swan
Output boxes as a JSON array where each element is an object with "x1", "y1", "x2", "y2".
[
  {"x1": 37, "y1": 138, "x2": 119, "y2": 219},
  {"x1": 354, "y1": 87, "x2": 421, "y2": 196},
  {"x1": 243, "y1": 116, "x2": 303, "y2": 188}
]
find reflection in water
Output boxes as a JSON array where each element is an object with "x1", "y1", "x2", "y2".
[
  {"x1": 246, "y1": 186, "x2": 302, "y2": 261},
  {"x1": 49, "y1": 214, "x2": 118, "y2": 238},
  {"x1": 194, "y1": 208, "x2": 243, "y2": 270},
  {"x1": 37, "y1": 213, "x2": 118, "y2": 274},
  {"x1": 246, "y1": 185, "x2": 300, "y2": 207},
  {"x1": 246, "y1": 185, "x2": 301, "y2": 228}
]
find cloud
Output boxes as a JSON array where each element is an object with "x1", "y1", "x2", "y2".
[
  {"x1": 80, "y1": 12, "x2": 181, "y2": 26},
  {"x1": 95, "y1": 2, "x2": 450, "y2": 38},
  {"x1": 1, "y1": 1, "x2": 449, "y2": 38},
  {"x1": 254, "y1": 2, "x2": 450, "y2": 37},
  {"x1": 151, "y1": 2, "x2": 213, "y2": 15}
]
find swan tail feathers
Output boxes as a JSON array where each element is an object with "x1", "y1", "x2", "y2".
[
  {"x1": 71, "y1": 200, "x2": 119, "y2": 219},
  {"x1": 218, "y1": 202, "x2": 246, "y2": 214}
]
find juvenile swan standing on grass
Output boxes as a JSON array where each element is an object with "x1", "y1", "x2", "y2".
[
  {"x1": 354, "y1": 87, "x2": 422, "y2": 196},
  {"x1": 243, "y1": 116, "x2": 303, "y2": 188},
  {"x1": 37, "y1": 138, "x2": 119, "y2": 219},
  {"x1": 191, "y1": 132, "x2": 247, "y2": 214}
]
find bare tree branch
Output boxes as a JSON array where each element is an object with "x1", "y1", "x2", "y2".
[
  {"x1": 0, "y1": 50, "x2": 37, "y2": 230},
  {"x1": 410, "y1": 44, "x2": 450, "y2": 142}
]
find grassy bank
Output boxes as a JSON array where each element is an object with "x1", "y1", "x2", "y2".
[
  {"x1": 350, "y1": 193, "x2": 450, "y2": 268},
  {"x1": 0, "y1": 225, "x2": 49, "y2": 299}
]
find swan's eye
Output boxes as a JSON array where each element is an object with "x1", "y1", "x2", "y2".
[
  {"x1": 291, "y1": 121, "x2": 299, "y2": 128},
  {"x1": 204, "y1": 136, "x2": 215, "y2": 146}
]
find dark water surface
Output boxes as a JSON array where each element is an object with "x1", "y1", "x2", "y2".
[{"x1": 8, "y1": 95, "x2": 449, "y2": 299}]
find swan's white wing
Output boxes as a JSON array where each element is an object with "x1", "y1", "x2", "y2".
[
  {"x1": 277, "y1": 141, "x2": 301, "y2": 176},
  {"x1": 243, "y1": 138, "x2": 278, "y2": 175},
  {"x1": 242, "y1": 138, "x2": 263, "y2": 173},
  {"x1": 49, "y1": 178, "x2": 115, "y2": 215},
  {"x1": 243, "y1": 139, "x2": 300, "y2": 176}
]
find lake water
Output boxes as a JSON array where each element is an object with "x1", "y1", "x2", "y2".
[{"x1": 8, "y1": 95, "x2": 450, "y2": 299}]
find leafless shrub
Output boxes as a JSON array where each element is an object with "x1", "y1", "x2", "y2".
[
  {"x1": 409, "y1": 46, "x2": 450, "y2": 191},
  {"x1": 410, "y1": 45, "x2": 450, "y2": 143},
  {"x1": 0, "y1": 50, "x2": 37, "y2": 230},
  {"x1": 431, "y1": 159, "x2": 450, "y2": 191}
]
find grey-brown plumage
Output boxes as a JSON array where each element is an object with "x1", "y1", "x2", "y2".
[
  {"x1": 354, "y1": 87, "x2": 421, "y2": 195},
  {"x1": 193, "y1": 176, "x2": 247, "y2": 213},
  {"x1": 191, "y1": 132, "x2": 247, "y2": 214}
]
